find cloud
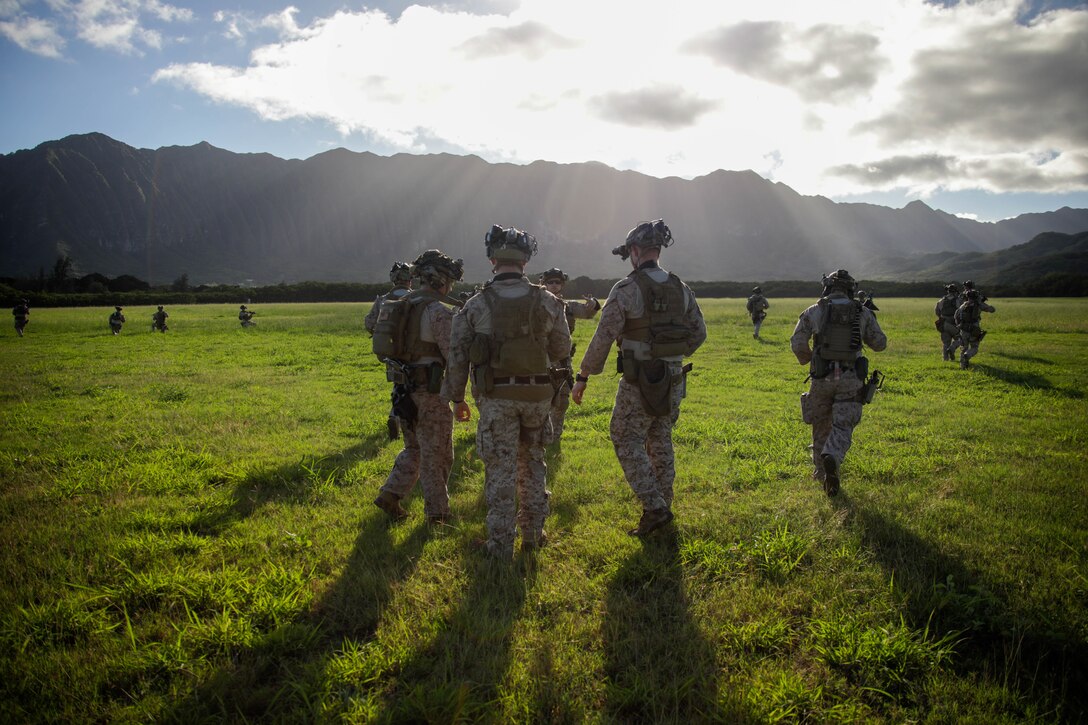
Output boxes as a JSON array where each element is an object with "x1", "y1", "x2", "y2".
[
  {"x1": 0, "y1": 14, "x2": 65, "y2": 57},
  {"x1": 148, "y1": 0, "x2": 1088, "y2": 200},
  {"x1": 0, "y1": 0, "x2": 194, "y2": 56},
  {"x1": 685, "y1": 21, "x2": 887, "y2": 102},
  {"x1": 590, "y1": 86, "x2": 719, "y2": 131},
  {"x1": 459, "y1": 19, "x2": 577, "y2": 60}
]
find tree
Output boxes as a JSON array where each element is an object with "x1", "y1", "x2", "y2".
[
  {"x1": 51, "y1": 255, "x2": 73, "y2": 291},
  {"x1": 172, "y1": 272, "x2": 190, "y2": 292}
]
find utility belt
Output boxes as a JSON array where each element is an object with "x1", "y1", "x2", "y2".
[
  {"x1": 810, "y1": 355, "x2": 867, "y2": 381},
  {"x1": 492, "y1": 374, "x2": 552, "y2": 386},
  {"x1": 616, "y1": 351, "x2": 692, "y2": 417},
  {"x1": 472, "y1": 365, "x2": 554, "y2": 402},
  {"x1": 386, "y1": 361, "x2": 444, "y2": 394}
]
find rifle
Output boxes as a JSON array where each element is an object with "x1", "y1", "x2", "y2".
[{"x1": 859, "y1": 370, "x2": 885, "y2": 404}]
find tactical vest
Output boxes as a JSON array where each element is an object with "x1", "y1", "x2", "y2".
[
  {"x1": 623, "y1": 271, "x2": 692, "y2": 358},
  {"x1": 938, "y1": 295, "x2": 957, "y2": 318},
  {"x1": 814, "y1": 297, "x2": 862, "y2": 363},
  {"x1": 471, "y1": 285, "x2": 553, "y2": 401},
  {"x1": 564, "y1": 303, "x2": 576, "y2": 335},
  {"x1": 959, "y1": 303, "x2": 981, "y2": 325},
  {"x1": 372, "y1": 290, "x2": 442, "y2": 364}
]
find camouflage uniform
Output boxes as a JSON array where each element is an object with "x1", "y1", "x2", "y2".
[
  {"x1": 746, "y1": 291, "x2": 769, "y2": 338},
  {"x1": 545, "y1": 296, "x2": 601, "y2": 444},
  {"x1": 791, "y1": 290, "x2": 887, "y2": 490},
  {"x1": 578, "y1": 261, "x2": 707, "y2": 516},
  {"x1": 109, "y1": 308, "x2": 125, "y2": 335},
  {"x1": 954, "y1": 296, "x2": 995, "y2": 369},
  {"x1": 152, "y1": 307, "x2": 168, "y2": 332},
  {"x1": 935, "y1": 291, "x2": 960, "y2": 360},
  {"x1": 12, "y1": 302, "x2": 29, "y2": 336},
  {"x1": 364, "y1": 285, "x2": 411, "y2": 335},
  {"x1": 379, "y1": 300, "x2": 455, "y2": 519},
  {"x1": 443, "y1": 273, "x2": 571, "y2": 558}
]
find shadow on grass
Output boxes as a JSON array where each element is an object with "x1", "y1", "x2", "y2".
[
  {"x1": 833, "y1": 493, "x2": 1086, "y2": 720},
  {"x1": 971, "y1": 363, "x2": 1083, "y2": 399},
  {"x1": 603, "y1": 530, "x2": 752, "y2": 721},
  {"x1": 990, "y1": 351, "x2": 1055, "y2": 366}
]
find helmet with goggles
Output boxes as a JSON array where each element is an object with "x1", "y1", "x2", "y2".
[
  {"x1": 412, "y1": 249, "x2": 464, "y2": 285},
  {"x1": 821, "y1": 269, "x2": 857, "y2": 297},
  {"x1": 389, "y1": 261, "x2": 412, "y2": 285},
  {"x1": 485, "y1": 224, "x2": 537, "y2": 263},
  {"x1": 612, "y1": 218, "x2": 673, "y2": 260}
]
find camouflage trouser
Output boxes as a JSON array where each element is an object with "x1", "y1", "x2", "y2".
[
  {"x1": 959, "y1": 325, "x2": 983, "y2": 363},
  {"x1": 110, "y1": 323, "x2": 122, "y2": 335},
  {"x1": 545, "y1": 385, "x2": 571, "y2": 445},
  {"x1": 807, "y1": 371, "x2": 863, "y2": 481},
  {"x1": 940, "y1": 319, "x2": 958, "y2": 357},
  {"x1": 380, "y1": 390, "x2": 453, "y2": 518},
  {"x1": 609, "y1": 372, "x2": 685, "y2": 512},
  {"x1": 476, "y1": 396, "x2": 551, "y2": 558},
  {"x1": 14, "y1": 319, "x2": 26, "y2": 336},
  {"x1": 751, "y1": 311, "x2": 766, "y2": 336}
]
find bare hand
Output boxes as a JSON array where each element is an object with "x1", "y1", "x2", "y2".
[
  {"x1": 571, "y1": 380, "x2": 587, "y2": 405},
  {"x1": 454, "y1": 401, "x2": 473, "y2": 422}
]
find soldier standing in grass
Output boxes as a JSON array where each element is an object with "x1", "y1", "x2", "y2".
[
  {"x1": 571, "y1": 219, "x2": 707, "y2": 537},
  {"x1": 746, "y1": 286, "x2": 769, "y2": 339},
  {"x1": 372, "y1": 250, "x2": 464, "y2": 525},
  {"x1": 12, "y1": 299, "x2": 29, "y2": 336},
  {"x1": 442, "y1": 226, "x2": 571, "y2": 558},
  {"x1": 954, "y1": 289, "x2": 995, "y2": 370},
  {"x1": 109, "y1": 306, "x2": 126, "y2": 335},
  {"x1": 364, "y1": 261, "x2": 413, "y2": 335},
  {"x1": 791, "y1": 269, "x2": 887, "y2": 496},
  {"x1": 934, "y1": 283, "x2": 960, "y2": 361},
  {"x1": 152, "y1": 305, "x2": 169, "y2": 332},
  {"x1": 538, "y1": 267, "x2": 601, "y2": 444}
]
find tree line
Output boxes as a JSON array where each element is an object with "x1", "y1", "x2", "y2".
[{"x1": 3, "y1": 256, "x2": 1085, "y2": 307}]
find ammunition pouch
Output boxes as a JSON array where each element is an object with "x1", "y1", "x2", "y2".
[
  {"x1": 649, "y1": 328, "x2": 693, "y2": 358},
  {"x1": 854, "y1": 356, "x2": 869, "y2": 382},
  {"x1": 810, "y1": 354, "x2": 830, "y2": 380},
  {"x1": 800, "y1": 392, "x2": 814, "y2": 424}
]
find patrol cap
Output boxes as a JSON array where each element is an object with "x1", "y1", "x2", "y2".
[
  {"x1": 612, "y1": 218, "x2": 673, "y2": 261},
  {"x1": 412, "y1": 249, "x2": 464, "y2": 283},
  {"x1": 389, "y1": 261, "x2": 412, "y2": 285},
  {"x1": 485, "y1": 224, "x2": 537, "y2": 263},
  {"x1": 539, "y1": 267, "x2": 568, "y2": 284}
]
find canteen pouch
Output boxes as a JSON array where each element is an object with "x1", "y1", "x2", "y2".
[
  {"x1": 472, "y1": 365, "x2": 494, "y2": 394},
  {"x1": 637, "y1": 359, "x2": 674, "y2": 417},
  {"x1": 800, "y1": 392, "x2": 814, "y2": 424},
  {"x1": 621, "y1": 351, "x2": 639, "y2": 384}
]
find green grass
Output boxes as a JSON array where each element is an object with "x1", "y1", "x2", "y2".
[{"x1": 1, "y1": 299, "x2": 1085, "y2": 722}]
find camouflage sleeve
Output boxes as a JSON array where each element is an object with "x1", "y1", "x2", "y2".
[
  {"x1": 567, "y1": 298, "x2": 600, "y2": 320},
  {"x1": 578, "y1": 293, "x2": 627, "y2": 375},
  {"x1": 684, "y1": 284, "x2": 707, "y2": 354},
  {"x1": 428, "y1": 303, "x2": 454, "y2": 362},
  {"x1": 790, "y1": 307, "x2": 817, "y2": 364},
  {"x1": 363, "y1": 296, "x2": 382, "y2": 335},
  {"x1": 440, "y1": 307, "x2": 474, "y2": 402},
  {"x1": 545, "y1": 295, "x2": 573, "y2": 364},
  {"x1": 982, "y1": 302, "x2": 996, "y2": 313},
  {"x1": 863, "y1": 308, "x2": 888, "y2": 352},
  {"x1": 934, "y1": 300, "x2": 942, "y2": 316}
]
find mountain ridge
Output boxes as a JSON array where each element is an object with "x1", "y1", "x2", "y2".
[{"x1": 2, "y1": 133, "x2": 1086, "y2": 285}]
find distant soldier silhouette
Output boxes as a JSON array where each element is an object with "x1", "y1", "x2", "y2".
[
  {"x1": 954, "y1": 289, "x2": 995, "y2": 369},
  {"x1": 152, "y1": 305, "x2": 169, "y2": 332},
  {"x1": 12, "y1": 299, "x2": 29, "y2": 336},
  {"x1": 238, "y1": 304, "x2": 256, "y2": 328},
  {"x1": 934, "y1": 283, "x2": 960, "y2": 361},
  {"x1": 746, "y1": 286, "x2": 769, "y2": 338},
  {"x1": 109, "y1": 306, "x2": 126, "y2": 335}
]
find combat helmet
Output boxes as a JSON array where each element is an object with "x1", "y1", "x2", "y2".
[
  {"x1": 485, "y1": 225, "x2": 537, "y2": 264},
  {"x1": 821, "y1": 269, "x2": 857, "y2": 297},
  {"x1": 752, "y1": 286, "x2": 762, "y2": 294},
  {"x1": 965, "y1": 289, "x2": 981, "y2": 303},
  {"x1": 539, "y1": 267, "x2": 568, "y2": 284},
  {"x1": 945, "y1": 283, "x2": 959, "y2": 294},
  {"x1": 115, "y1": 305, "x2": 123, "y2": 311},
  {"x1": 612, "y1": 218, "x2": 673, "y2": 260},
  {"x1": 389, "y1": 261, "x2": 412, "y2": 285},
  {"x1": 412, "y1": 249, "x2": 464, "y2": 287}
]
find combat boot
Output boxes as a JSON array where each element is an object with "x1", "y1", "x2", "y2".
[
  {"x1": 960, "y1": 355, "x2": 969, "y2": 370},
  {"x1": 373, "y1": 491, "x2": 408, "y2": 521},
  {"x1": 628, "y1": 507, "x2": 674, "y2": 537},
  {"x1": 821, "y1": 454, "x2": 840, "y2": 496}
]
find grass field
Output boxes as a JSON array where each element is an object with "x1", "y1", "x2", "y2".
[{"x1": 1, "y1": 298, "x2": 1085, "y2": 723}]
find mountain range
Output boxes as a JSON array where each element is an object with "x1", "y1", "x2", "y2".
[{"x1": 2, "y1": 133, "x2": 1086, "y2": 285}]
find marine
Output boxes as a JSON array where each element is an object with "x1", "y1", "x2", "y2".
[
  {"x1": 538, "y1": 267, "x2": 601, "y2": 444},
  {"x1": 934, "y1": 283, "x2": 960, "y2": 361},
  {"x1": 372, "y1": 250, "x2": 465, "y2": 525},
  {"x1": 791, "y1": 269, "x2": 887, "y2": 496},
  {"x1": 364, "y1": 261, "x2": 413, "y2": 335},
  {"x1": 746, "y1": 286, "x2": 769, "y2": 339},
  {"x1": 109, "y1": 306, "x2": 126, "y2": 335},
  {"x1": 954, "y1": 289, "x2": 995, "y2": 369},
  {"x1": 571, "y1": 219, "x2": 707, "y2": 536},
  {"x1": 12, "y1": 299, "x2": 29, "y2": 336},
  {"x1": 152, "y1": 305, "x2": 169, "y2": 332},
  {"x1": 443, "y1": 225, "x2": 571, "y2": 559},
  {"x1": 238, "y1": 304, "x2": 256, "y2": 328}
]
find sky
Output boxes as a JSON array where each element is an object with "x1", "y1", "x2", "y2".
[{"x1": 1, "y1": 0, "x2": 1086, "y2": 223}]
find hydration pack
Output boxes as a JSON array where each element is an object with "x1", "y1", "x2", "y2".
[
  {"x1": 481, "y1": 285, "x2": 550, "y2": 376},
  {"x1": 814, "y1": 297, "x2": 862, "y2": 364}
]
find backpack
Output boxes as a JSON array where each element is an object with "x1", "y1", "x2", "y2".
[
  {"x1": 814, "y1": 297, "x2": 862, "y2": 363},
  {"x1": 624, "y1": 271, "x2": 694, "y2": 358},
  {"x1": 372, "y1": 291, "x2": 441, "y2": 363}
]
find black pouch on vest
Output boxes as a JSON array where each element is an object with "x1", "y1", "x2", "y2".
[{"x1": 637, "y1": 359, "x2": 673, "y2": 417}]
